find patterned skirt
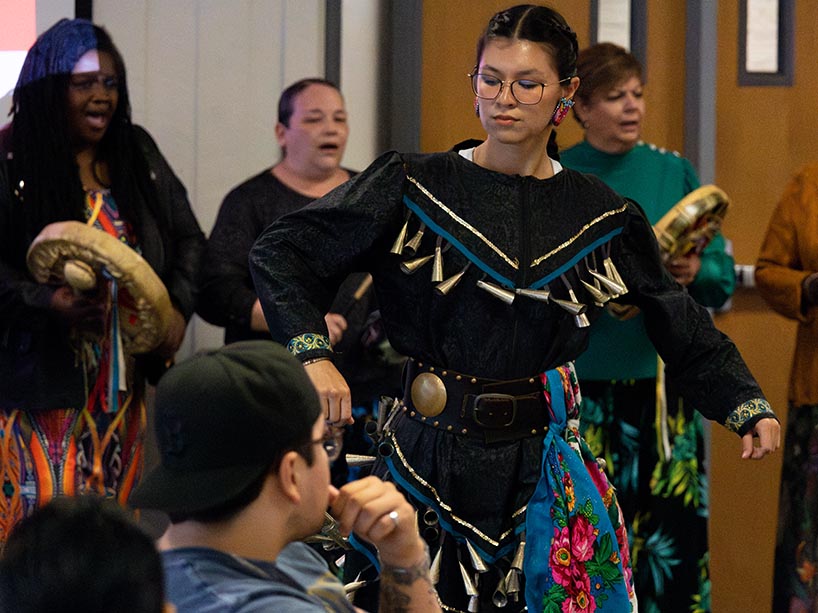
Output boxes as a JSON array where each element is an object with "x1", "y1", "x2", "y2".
[
  {"x1": 580, "y1": 378, "x2": 710, "y2": 613},
  {"x1": 0, "y1": 392, "x2": 145, "y2": 544},
  {"x1": 773, "y1": 403, "x2": 818, "y2": 613}
]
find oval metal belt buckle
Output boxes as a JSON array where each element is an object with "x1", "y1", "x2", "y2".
[{"x1": 410, "y1": 372, "x2": 447, "y2": 417}]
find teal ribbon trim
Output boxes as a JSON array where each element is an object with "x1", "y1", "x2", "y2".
[
  {"x1": 528, "y1": 227, "x2": 623, "y2": 290},
  {"x1": 403, "y1": 195, "x2": 516, "y2": 287},
  {"x1": 403, "y1": 196, "x2": 623, "y2": 291}
]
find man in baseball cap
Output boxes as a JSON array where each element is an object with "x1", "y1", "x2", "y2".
[{"x1": 130, "y1": 341, "x2": 439, "y2": 613}]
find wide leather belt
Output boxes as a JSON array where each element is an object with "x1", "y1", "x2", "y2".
[{"x1": 402, "y1": 358, "x2": 549, "y2": 443}]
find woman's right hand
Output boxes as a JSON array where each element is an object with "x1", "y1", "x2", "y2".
[
  {"x1": 304, "y1": 359, "x2": 353, "y2": 426},
  {"x1": 49, "y1": 285, "x2": 105, "y2": 333}
]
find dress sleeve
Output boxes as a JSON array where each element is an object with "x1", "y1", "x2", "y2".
[
  {"x1": 617, "y1": 201, "x2": 774, "y2": 434},
  {"x1": 755, "y1": 166, "x2": 817, "y2": 324},
  {"x1": 249, "y1": 151, "x2": 406, "y2": 362},
  {"x1": 197, "y1": 188, "x2": 261, "y2": 329}
]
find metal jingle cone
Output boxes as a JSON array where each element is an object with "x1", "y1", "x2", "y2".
[
  {"x1": 580, "y1": 279, "x2": 610, "y2": 306},
  {"x1": 318, "y1": 511, "x2": 351, "y2": 550},
  {"x1": 515, "y1": 287, "x2": 550, "y2": 302},
  {"x1": 468, "y1": 595, "x2": 479, "y2": 613},
  {"x1": 511, "y1": 540, "x2": 525, "y2": 571},
  {"x1": 403, "y1": 223, "x2": 426, "y2": 256},
  {"x1": 423, "y1": 507, "x2": 440, "y2": 527},
  {"x1": 504, "y1": 569, "x2": 521, "y2": 601},
  {"x1": 400, "y1": 254, "x2": 434, "y2": 274},
  {"x1": 466, "y1": 540, "x2": 489, "y2": 573},
  {"x1": 390, "y1": 219, "x2": 409, "y2": 255},
  {"x1": 345, "y1": 453, "x2": 376, "y2": 467},
  {"x1": 476, "y1": 279, "x2": 515, "y2": 304},
  {"x1": 432, "y1": 238, "x2": 444, "y2": 283},
  {"x1": 344, "y1": 576, "x2": 368, "y2": 595},
  {"x1": 568, "y1": 288, "x2": 591, "y2": 328},
  {"x1": 364, "y1": 420, "x2": 379, "y2": 439},
  {"x1": 492, "y1": 572, "x2": 509, "y2": 608},
  {"x1": 603, "y1": 257, "x2": 629, "y2": 294},
  {"x1": 588, "y1": 269, "x2": 625, "y2": 297},
  {"x1": 551, "y1": 296, "x2": 587, "y2": 316},
  {"x1": 435, "y1": 262, "x2": 471, "y2": 295},
  {"x1": 430, "y1": 545, "x2": 443, "y2": 585},
  {"x1": 369, "y1": 396, "x2": 392, "y2": 441},
  {"x1": 459, "y1": 560, "x2": 480, "y2": 597}
]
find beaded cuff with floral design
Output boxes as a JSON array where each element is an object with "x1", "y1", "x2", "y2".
[
  {"x1": 287, "y1": 333, "x2": 333, "y2": 362},
  {"x1": 724, "y1": 398, "x2": 775, "y2": 434}
]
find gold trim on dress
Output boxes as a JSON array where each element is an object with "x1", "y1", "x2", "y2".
[
  {"x1": 530, "y1": 203, "x2": 629, "y2": 268},
  {"x1": 389, "y1": 432, "x2": 524, "y2": 546},
  {"x1": 406, "y1": 175, "x2": 519, "y2": 270}
]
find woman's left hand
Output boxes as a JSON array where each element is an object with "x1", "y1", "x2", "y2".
[
  {"x1": 666, "y1": 253, "x2": 702, "y2": 286},
  {"x1": 740, "y1": 417, "x2": 781, "y2": 459}
]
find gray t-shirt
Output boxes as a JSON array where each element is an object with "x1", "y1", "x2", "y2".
[{"x1": 162, "y1": 542, "x2": 358, "y2": 612}]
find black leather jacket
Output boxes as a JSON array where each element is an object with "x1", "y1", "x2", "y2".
[{"x1": 0, "y1": 125, "x2": 205, "y2": 410}]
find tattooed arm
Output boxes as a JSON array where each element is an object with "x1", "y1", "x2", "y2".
[
  {"x1": 378, "y1": 543, "x2": 438, "y2": 613},
  {"x1": 329, "y1": 477, "x2": 441, "y2": 613}
]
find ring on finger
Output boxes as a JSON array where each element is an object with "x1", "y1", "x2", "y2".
[{"x1": 388, "y1": 510, "x2": 399, "y2": 529}]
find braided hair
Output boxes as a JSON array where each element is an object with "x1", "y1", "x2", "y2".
[
  {"x1": 6, "y1": 19, "x2": 166, "y2": 262},
  {"x1": 474, "y1": 5, "x2": 579, "y2": 160}
]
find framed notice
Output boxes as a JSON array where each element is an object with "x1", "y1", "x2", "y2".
[
  {"x1": 739, "y1": 0, "x2": 793, "y2": 86},
  {"x1": 590, "y1": 0, "x2": 647, "y2": 71}
]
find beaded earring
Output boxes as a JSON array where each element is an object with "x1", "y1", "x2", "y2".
[
  {"x1": 551, "y1": 97, "x2": 574, "y2": 126},
  {"x1": 474, "y1": 97, "x2": 480, "y2": 117}
]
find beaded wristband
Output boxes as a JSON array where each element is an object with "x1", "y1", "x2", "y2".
[
  {"x1": 287, "y1": 333, "x2": 332, "y2": 356},
  {"x1": 724, "y1": 398, "x2": 775, "y2": 433}
]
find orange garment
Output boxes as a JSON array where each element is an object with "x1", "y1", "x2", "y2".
[{"x1": 755, "y1": 162, "x2": 818, "y2": 406}]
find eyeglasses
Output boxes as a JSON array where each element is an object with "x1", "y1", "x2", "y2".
[
  {"x1": 312, "y1": 425, "x2": 343, "y2": 462},
  {"x1": 469, "y1": 72, "x2": 572, "y2": 105},
  {"x1": 69, "y1": 74, "x2": 119, "y2": 92}
]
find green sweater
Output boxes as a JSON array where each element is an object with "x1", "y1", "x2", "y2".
[{"x1": 561, "y1": 140, "x2": 735, "y2": 380}]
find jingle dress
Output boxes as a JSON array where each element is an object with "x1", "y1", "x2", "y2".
[
  {"x1": 0, "y1": 126, "x2": 204, "y2": 543},
  {"x1": 250, "y1": 149, "x2": 774, "y2": 613},
  {"x1": 755, "y1": 162, "x2": 818, "y2": 613},
  {"x1": 561, "y1": 140, "x2": 735, "y2": 612}
]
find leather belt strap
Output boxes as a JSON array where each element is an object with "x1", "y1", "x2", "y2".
[{"x1": 402, "y1": 358, "x2": 549, "y2": 443}]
